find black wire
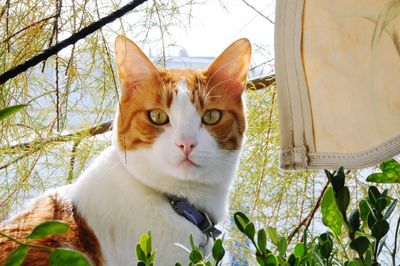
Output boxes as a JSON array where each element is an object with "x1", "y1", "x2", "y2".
[{"x1": 0, "y1": 0, "x2": 148, "y2": 85}]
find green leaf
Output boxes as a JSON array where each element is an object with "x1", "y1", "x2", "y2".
[
  {"x1": 318, "y1": 233, "x2": 333, "y2": 260},
  {"x1": 359, "y1": 199, "x2": 370, "y2": 223},
  {"x1": 348, "y1": 209, "x2": 360, "y2": 233},
  {"x1": 49, "y1": 248, "x2": 90, "y2": 266},
  {"x1": 267, "y1": 226, "x2": 279, "y2": 245},
  {"x1": 367, "y1": 212, "x2": 377, "y2": 229},
  {"x1": 375, "y1": 198, "x2": 387, "y2": 213},
  {"x1": 347, "y1": 258, "x2": 368, "y2": 266},
  {"x1": 336, "y1": 187, "x2": 350, "y2": 215},
  {"x1": 277, "y1": 236, "x2": 288, "y2": 256},
  {"x1": 368, "y1": 159, "x2": 400, "y2": 183},
  {"x1": 349, "y1": 236, "x2": 370, "y2": 258},
  {"x1": 136, "y1": 244, "x2": 146, "y2": 261},
  {"x1": 294, "y1": 243, "x2": 305, "y2": 259},
  {"x1": 266, "y1": 254, "x2": 278, "y2": 266},
  {"x1": 189, "y1": 234, "x2": 196, "y2": 251},
  {"x1": 139, "y1": 232, "x2": 150, "y2": 256},
  {"x1": 321, "y1": 187, "x2": 343, "y2": 235},
  {"x1": 380, "y1": 159, "x2": 400, "y2": 172},
  {"x1": 244, "y1": 222, "x2": 256, "y2": 242},
  {"x1": 371, "y1": 220, "x2": 389, "y2": 242},
  {"x1": 26, "y1": 220, "x2": 69, "y2": 239},
  {"x1": 368, "y1": 186, "x2": 380, "y2": 205},
  {"x1": 189, "y1": 249, "x2": 203, "y2": 263},
  {"x1": 0, "y1": 104, "x2": 28, "y2": 122},
  {"x1": 331, "y1": 167, "x2": 345, "y2": 192},
  {"x1": 212, "y1": 239, "x2": 225, "y2": 263},
  {"x1": 234, "y1": 212, "x2": 250, "y2": 233},
  {"x1": 257, "y1": 229, "x2": 267, "y2": 254},
  {"x1": 319, "y1": 241, "x2": 332, "y2": 260},
  {"x1": 136, "y1": 243, "x2": 146, "y2": 261},
  {"x1": 4, "y1": 245, "x2": 29, "y2": 266},
  {"x1": 384, "y1": 199, "x2": 397, "y2": 220}
]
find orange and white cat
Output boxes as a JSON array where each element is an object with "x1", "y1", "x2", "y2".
[{"x1": 0, "y1": 36, "x2": 251, "y2": 265}]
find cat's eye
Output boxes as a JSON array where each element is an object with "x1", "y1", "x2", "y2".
[
  {"x1": 202, "y1": 109, "x2": 222, "y2": 125},
  {"x1": 148, "y1": 109, "x2": 169, "y2": 125}
]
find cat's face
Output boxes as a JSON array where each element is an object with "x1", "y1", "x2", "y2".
[{"x1": 113, "y1": 36, "x2": 251, "y2": 188}]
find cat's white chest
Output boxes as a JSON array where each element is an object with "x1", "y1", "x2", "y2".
[{"x1": 66, "y1": 147, "x2": 212, "y2": 265}]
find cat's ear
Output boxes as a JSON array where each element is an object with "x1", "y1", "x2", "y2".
[
  {"x1": 206, "y1": 38, "x2": 252, "y2": 97},
  {"x1": 115, "y1": 36, "x2": 159, "y2": 97}
]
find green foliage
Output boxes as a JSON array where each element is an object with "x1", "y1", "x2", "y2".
[
  {"x1": 321, "y1": 187, "x2": 343, "y2": 235},
  {"x1": 3, "y1": 220, "x2": 90, "y2": 266},
  {"x1": 26, "y1": 220, "x2": 70, "y2": 239},
  {"x1": 136, "y1": 231, "x2": 156, "y2": 266},
  {"x1": 323, "y1": 168, "x2": 398, "y2": 265},
  {"x1": 0, "y1": 104, "x2": 28, "y2": 122},
  {"x1": 49, "y1": 248, "x2": 90, "y2": 266},
  {"x1": 367, "y1": 159, "x2": 400, "y2": 183},
  {"x1": 4, "y1": 245, "x2": 29, "y2": 266}
]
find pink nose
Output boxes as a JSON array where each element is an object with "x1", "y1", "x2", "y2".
[{"x1": 176, "y1": 138, "x2": 198, "y2": 157}]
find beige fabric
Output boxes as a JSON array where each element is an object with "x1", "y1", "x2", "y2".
[{"x1": 275, "y1": 0, "x2": 400, "y2": 169}]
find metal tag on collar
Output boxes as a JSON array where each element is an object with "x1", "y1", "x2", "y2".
[{"x1": 202, "y1": 212, "x2": 222, "y2": 239}]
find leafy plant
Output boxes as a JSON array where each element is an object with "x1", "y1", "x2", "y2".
[
  {"x1": 323, "y1": 167, "x2": 398, "y2": 265},
  {"x1": 2, "y1": 220, "x2": 90, "y2": 266},
  {"x1": 136, "y1": 231, "x2": 156, "y2": 266},
  {"x1": 366, "y1": 159, "x2": 400, "y2": 183}
]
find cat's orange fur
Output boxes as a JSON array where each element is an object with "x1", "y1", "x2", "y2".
[{"x1": 0, "y1": 194, "x2": 103, "y2": 265}]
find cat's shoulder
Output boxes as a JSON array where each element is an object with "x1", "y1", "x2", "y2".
[{"x1": 0, "y1": 191, "x2": 103, "y2": 265}]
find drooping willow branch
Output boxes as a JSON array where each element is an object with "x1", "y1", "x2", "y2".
[
  {"x1": 0, "y1": 74, "x2": 275, "y2": 155},
  {"x1": 0, "y1": 0, "x2": 148, "y2": 85}
]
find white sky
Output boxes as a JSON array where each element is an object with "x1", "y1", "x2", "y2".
[{"x1": 173, "y1": 0, "x2": 275, "y2": 57}]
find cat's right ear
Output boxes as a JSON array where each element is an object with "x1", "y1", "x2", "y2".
[{"x1": 115, "y1": 36, "x2": 159, "y2": 99}]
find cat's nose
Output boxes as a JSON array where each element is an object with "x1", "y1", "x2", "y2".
[{"x1": 176, "y1": 138, "x2": 198, "y2": 157}]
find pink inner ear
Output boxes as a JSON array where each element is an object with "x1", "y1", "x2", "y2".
[{"x1": 206, "y1": 39, "x2": 251, "y2": 97}]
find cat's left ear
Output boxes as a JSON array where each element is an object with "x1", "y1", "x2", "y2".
[{"x1": 206, "y1": 38, "x2": 252, "y2": 97}]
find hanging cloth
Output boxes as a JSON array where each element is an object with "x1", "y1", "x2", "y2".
[{"x1": 275, "y1": 0, "x2": 400, "y2": 169}]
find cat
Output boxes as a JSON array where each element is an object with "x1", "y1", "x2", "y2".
[{"x1": 0, "y1": 36, "x2": 251, "y2": 265}]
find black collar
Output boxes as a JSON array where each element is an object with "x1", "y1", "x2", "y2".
[{"x1": 167, "y1": 194, "x2": 221, "y2": 239}]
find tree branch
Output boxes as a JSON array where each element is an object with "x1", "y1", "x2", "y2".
[
  {"x1": 0, "y1": 0, "x2": 148, "y2": 85},
  {"x1": 241, "y1": 0, "x2": 274, "y2": 24},
  {"x1": 287, "y1": 180, "x2": 330, "y2": 244},
  {"x1": 2, "y1": 121, "x2": 112, "y2": 154}
]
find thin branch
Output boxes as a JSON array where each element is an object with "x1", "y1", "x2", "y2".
[
  {"x1": 2, "y1": 15, "x2": 58, "y2": 44},
  {"x1": 0, "y1": 230, "x2": 53, "y2": 252},
  {"x1": 153, "y1": 0, "x2": 167, "y2": 67},
  {"x1": 42, "y1": 1, "x2": 62, "y2": 72},
  {"x1": 67, "y1": 140, "x2": 80, "y2": 183},
  {"x1": 240, "y1": 0, "x2": 274, "y2": 24},
  {"x1": 2, "y1": 121, "x2": 112, "y2": 154},
  {"x1": 0, "y1": 0, "x2": 10, "y2": 21},
  {"x1": 247, "y1": 74, "x2": 275, "y2": 90},
  {"x1": 0, "y1": 0, "x2": 148, "y2": 85},
  {"x1": 287, "y1": 180, "x2": 330, "y2": 244},
  {"x1": 392, "y1": 216, "x2": 400, "y2": 266}
]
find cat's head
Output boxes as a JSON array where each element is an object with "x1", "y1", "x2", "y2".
[{"x1": 113, "y1": 36, "x2": 251, "y2": 192}]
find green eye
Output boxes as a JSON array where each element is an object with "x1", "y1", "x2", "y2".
[
  {"x1": 148, "y1": 109, "x2": 169, "y2": 125},
  {"x1": 202, "y1": 109, "x2": 222, "y2": 125}
]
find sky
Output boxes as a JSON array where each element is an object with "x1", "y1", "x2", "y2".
[{"x1": 172, "y1": 0, "x2": 275, "y2": 57}]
